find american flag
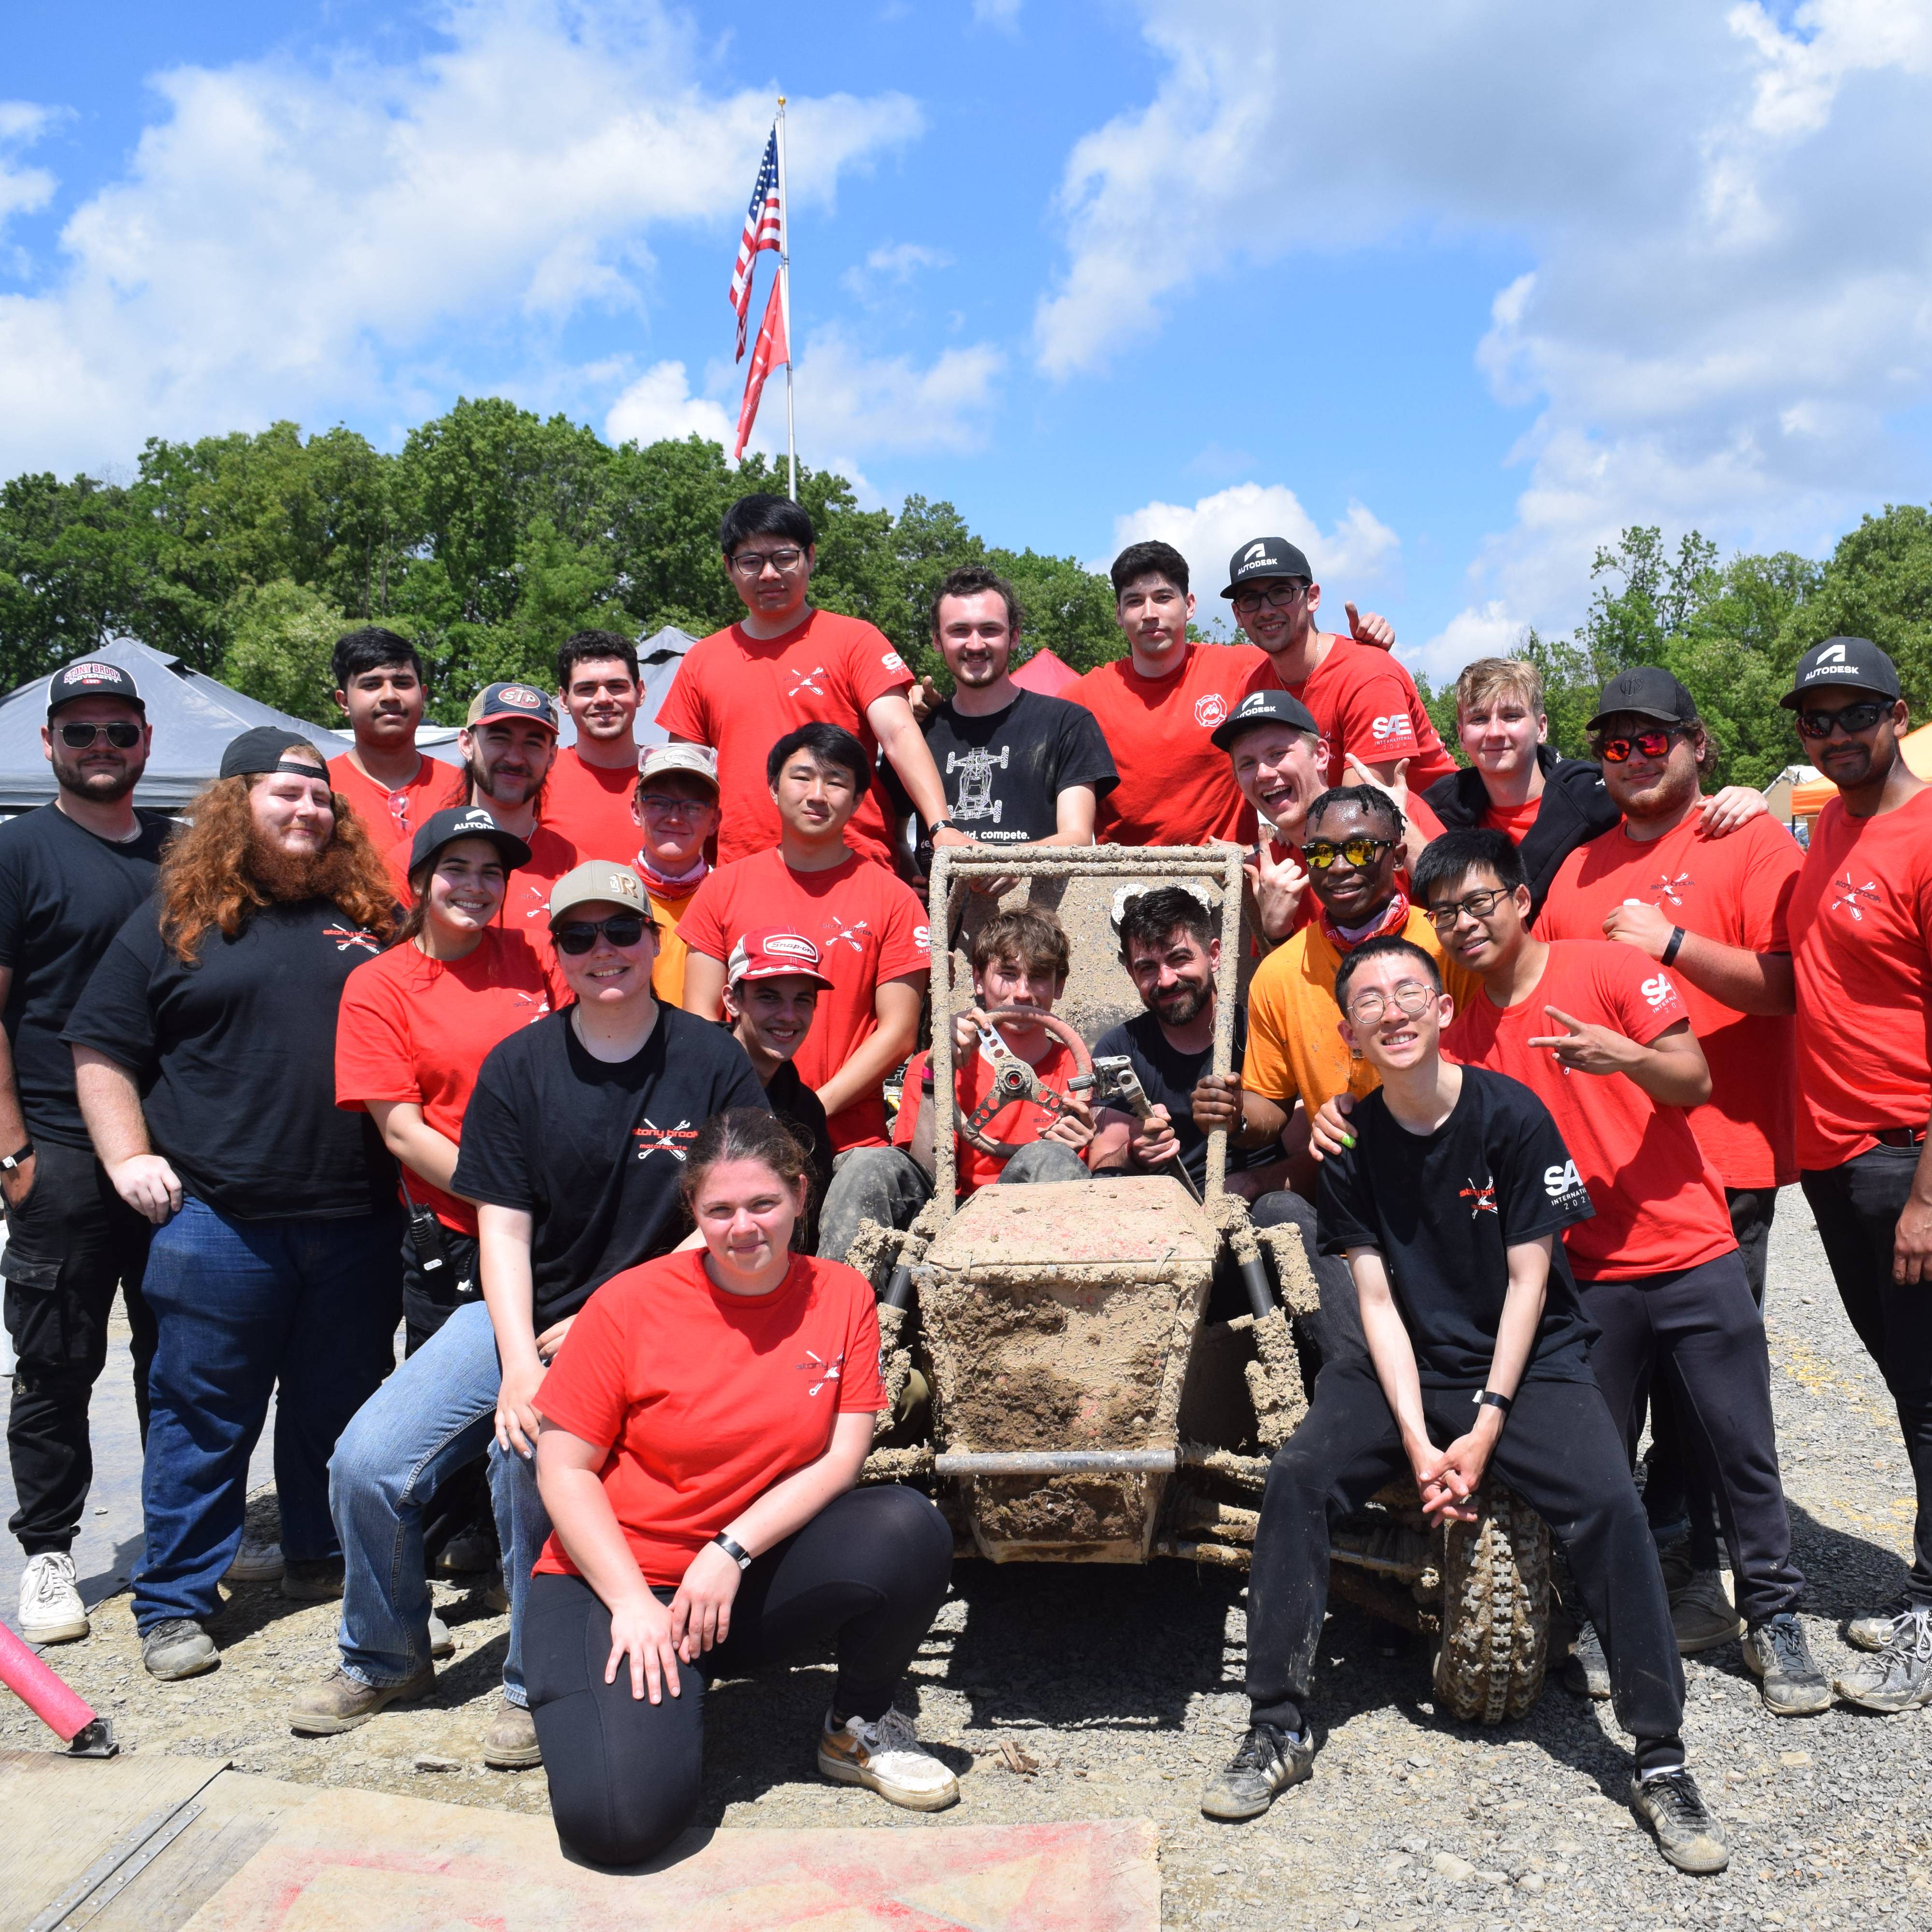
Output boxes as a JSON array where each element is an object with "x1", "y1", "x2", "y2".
[
  {"x1": 729, "y1": 127, "x2": 782, "y2": 361},
  {"x1": 734, "y1": 275, "x2": 788, "y2": 461}
]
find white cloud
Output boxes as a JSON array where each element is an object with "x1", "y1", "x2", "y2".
[
  {"x1": 604, "y1": 360, "x2": 735, "y2": 448},
  {"x1": 1417, "y1": 601, "x2": 1530, "y2": 687},
  {"x1": 0, "y1": 1, "x2": 921, "y2": 477},
  {"x1": 842, "y1": 241, "x2": 951, "y2": 298},
  {"x1": 0, "y1": 102, "x2": 58, "y2": 237},
  {"x1": 973, "y1": 0, "x2": 1024, "y2": 27}
]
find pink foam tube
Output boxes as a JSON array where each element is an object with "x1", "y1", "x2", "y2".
[{"x1": 0, "y1": 1619, "x2": 97, "y2": 1742}]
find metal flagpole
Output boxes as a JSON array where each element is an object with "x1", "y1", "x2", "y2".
[{"x1": 775, "y1": 95, "x2": 796, "y2": 501}]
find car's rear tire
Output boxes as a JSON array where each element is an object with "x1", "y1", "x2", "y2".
[{"x1": 1433, "y1": 1482, "x2": 1550, "y2": 1723}]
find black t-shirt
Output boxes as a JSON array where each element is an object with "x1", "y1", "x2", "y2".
[
  {"x1": 63, "y1": 897, "x2": 397, "y2": 1221},
  {"x1": 765, "y1": 1054, "x2": 836, "y2": 1255},
  {"x1": 0, "y1": 804, "x2": 173, "y2": 1148},
  {"x1": 453, "y1": 1004, "x2": 769, "y2": 1329},
  {"x1": 894, "y1": 691, "x2": 1118, "y2": 845},
  {"x1": 1315, "y1": 1065, "x2": 1597, "y2": 1388},
  {"x1": 1092, "y1": 1006, "x2": 1279, "y2": 1192}
]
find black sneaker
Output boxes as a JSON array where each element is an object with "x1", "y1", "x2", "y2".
[
  {"x1": 1741, "y1": 1613, "x2": 1831, "y2": 1716},
  {"x1": 1200, "y1": 1723, "x2": 1315, "y2": 1821},
  {"x1": 280, "y1": 1558, "x2": 345, "y2": 1601},
  {"x1": 1845, "y1": 1589, "x2": 1916, "y2": 1653},
  {"x1": 1563, "y1": 1620, "x2": 1610, "y2": 1699},
  {"x1": 1630, "y1": 1767, "x2": 1729, "y2": 1874},
  {"x1": 1833, "y1": 1606, "x2": 1932, "y2": 1713}
]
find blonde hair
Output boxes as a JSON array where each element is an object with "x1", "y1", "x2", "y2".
[{"x1": 1454, "y1": 657, "x2": 1545, "y2": 722}]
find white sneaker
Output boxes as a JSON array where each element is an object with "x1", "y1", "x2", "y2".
[
  {"x1": 18, "y1": 1551, "x2": 89, "y2": 1644},
  {"x1": 817, "y1": 1707, "x2": 960, "y2": 1811},
  {"x1": 224, "y1": 1534, "x2": 284, "y2": 1584}
]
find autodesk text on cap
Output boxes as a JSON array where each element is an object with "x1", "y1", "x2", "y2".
[
  {"x1": 1585, "y1": 667, "x2": 1700, "y2": 733},
  {"x1": 1209, "y1": 686, "x2": 1321, "y2": 751},
  {"x1": 1780, "y1": 637, "x2": 1902, "y2": 710},
  {"x1": 1222, "y1": 537, "x2": 1314, "y2": 599},
  {"x1": 47, "y1": 659, "x2": 144, "y2": 717},
  {"x1": 408, "y1": 805, "x2": 533, "y2": 877},
  {"x1": 548, "y1": 860, "x2": 650, "y2": 926}
]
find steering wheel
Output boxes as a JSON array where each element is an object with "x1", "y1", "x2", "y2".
[{"x1": 954, "y1": 1007, "x2": 1096, "y2": 1162}]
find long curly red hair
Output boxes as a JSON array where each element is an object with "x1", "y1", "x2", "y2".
[{"x1": 157, "y1": 775, "x2": 398, "y2": 963}]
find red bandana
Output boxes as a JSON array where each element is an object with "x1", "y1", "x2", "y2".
[
  {"x1": 1319, "y1": 888, "x2": 1410, "y2": 955},
  {"x1": 634, "y1": 854, "x2": 709, "y2": 900}
]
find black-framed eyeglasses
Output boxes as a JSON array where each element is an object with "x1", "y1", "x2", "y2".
[
  {"x1": 57, "y1": 721, "x2": 142, "y2": 750},
  {"x1": 1796, "y1": 701, "x2": 1889, "y2": 740},
  {"x1": 728, "y1": 546, "x2": 806, "y2": 577},
  {"x1": 1230, "y1": 582, "x2": 1308, "y2": 614},
  {"x1": 1302, "y1": 835, "x2": 1394, "y2": 870},
  {"x1": 1426, "y1": 887, "x2": 1513, "y2": 929},
  {"x1": 554, "y1": 913, "x2": 655, "y2": 956},
  {"x1": 1345, "y1": 980, "x2": 1437, "y2": 1025},
  {"x1": 1597, "y1": 728, "x2": 1679, "y2": 763}
]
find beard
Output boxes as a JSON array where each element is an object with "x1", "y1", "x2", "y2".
[
  {"x1": 52, "y1": 750, "x2": 142, "y2": 803},
  {"x1": 1151, "y1": 980, "x2": 1211, "y2": 1027},
  {"x1": 244, "y1": 827, "x2": 361, "y2": 905},
  {"x1": 1617, "y1": 758, "x2": 1702, "y2": 823}
]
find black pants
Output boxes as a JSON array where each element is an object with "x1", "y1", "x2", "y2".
[
  {"x1": 4, "y1": 1140, "x2": 156, "y2": 1556},
  {"x1": 1643, "y1": 1186, "x2": 1776, "y2": 1565},
  {"x1": 399, "y1": 1223, "x2": 491, "y2": 1564},
  {"x1": 1583, "y1": 1250, "x2": 1803, "y2": 1625},
  {"x1": 1246, "y1": 1356, "x2": 1684, "y2": 1750},
  {"x1": 526, "y1": 1484, "x2": 953, "y2": 1868},
  {"x1": 1803, "y1": 1146, "x2": 1932, "y2": 1605}
]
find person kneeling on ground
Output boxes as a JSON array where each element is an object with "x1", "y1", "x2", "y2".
[
  {"x1": 1204, "y1": 934, "x2": 1729, "y2": 1876},
  {"x1": 818, "y1": 908, "x2": 1094, "y2": 1261},
  {"x1": 528, "y1": 1108, "x2": 957, "y2": 1867}
]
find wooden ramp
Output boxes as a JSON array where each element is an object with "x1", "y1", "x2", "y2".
[{"x1": 0, "y1": 1750, "x2": 1160, "y2": 1932}]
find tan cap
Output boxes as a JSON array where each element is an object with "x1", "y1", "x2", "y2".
[
  {"x1": 547, "y1": 860, "x2": 652, "y2": 926},
  {"x1": 638, "y1": 742, "x2": 719, "y2": 791}
]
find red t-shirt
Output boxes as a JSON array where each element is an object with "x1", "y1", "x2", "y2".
[
  {"x1": 327, "y1": 753, "x2": 465, "y2": 896},
  {"x1": 540, "y1": 745, "x2": 639, "y2": 866},
  {"x1": 680, "y1": 848, "x2": 931, "y2": 1148},
  {"x1": 1277, "y1": 638, "x2": 1459, "y2": 792},
  {"x1": 1787, "y1": 789, "x2": 1932, "y2": 1168},
  {"x1": 1067, "y1": 642, "x2": 1271, "y2": 845},
  {"x1": 493, "y1": 822, "x2": 580, "y2": 973},
  {"x1": 895, "y1": 1035, "x2": 1090, "y2": 1195},
  {"x1": 1442, "y1": 940, "x2": 1735, "y2": 1281},
  {"x1": 533, "y1": 1250, "x2": 884, "y2": 1589},
  {"x1": 1481, "y1": 796, "x2": 1544, "y2": 844},
  {"x1": 334, "y1": 929, "x2": 568, "y2": 1234},
  {"x1": 1538, "y1": 814, "x2": 1802, "y2": 1189},
  {"x1": 655, "y1": 609, "x2": 914, "y2": 869}
]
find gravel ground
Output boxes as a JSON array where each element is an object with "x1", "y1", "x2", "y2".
[{"x1": 8, "y1": 1184, "x2": 1930, "y2": 1930}]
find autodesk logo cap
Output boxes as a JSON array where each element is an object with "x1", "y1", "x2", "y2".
[
  {"x1": 1222, "y1": 537, "x2": 1314, "y2": 599},
  {"x1": 1208, "y1": 686, "x2": 1320, "y2": 751},
  {"x1": 1780, "y1": 637, "x2": 1901, "y2": 709}
]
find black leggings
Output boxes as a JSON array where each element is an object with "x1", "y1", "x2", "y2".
[{"x1": 525, "y1": 1484, "x2": 952, "y2": 1867}]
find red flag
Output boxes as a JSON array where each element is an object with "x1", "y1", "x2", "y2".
[{"x1": 734, "y1": 276, "x2": 788, "y2": 462}]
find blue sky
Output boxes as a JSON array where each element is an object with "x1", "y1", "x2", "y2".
[{"x1": 5, "y1": 0, "x2": 1931, "y2": 678}]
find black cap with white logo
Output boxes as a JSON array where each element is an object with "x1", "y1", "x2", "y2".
[
  {"x1": 1209, "y1": 686, "x2": 1321, "y2": 751},
  {"x1": 408, "y1": 805, "x2": 532, "y2": 877},
  {"x1": 1222, "y1": 537, "x2": 1313, "y2": 599},
  {"x1": 47, "y1": 658, "x2": 144, "y2": 717},
  {"x1": 1585, "y1": 666, "x2": 1699, "y2": 733},
  {"x1": 1780, "y1": 637, "x2": 1901, "y2": 710}
]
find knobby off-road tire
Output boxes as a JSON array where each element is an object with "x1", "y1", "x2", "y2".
[{"x1": 1432, "y1": 1483, "x2": 1551, "y2": 1723}]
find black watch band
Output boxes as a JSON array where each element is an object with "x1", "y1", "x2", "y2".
[
  {"x1": 0, "y1": 1142, "x2": 32, "y2": 1173},
  {"x1": 712, "y1": 1532, "x2": 753, "y2": 1571},
  {"x1": 1473, "y1": 1389, "x2": 1513, "y2": 1416},
  {"x1": 930, "y1": 817, "x2": 959, "y2": 834},
  {"x1": 1661, "y1": 926, "x2": 1686, "y2": 967}
]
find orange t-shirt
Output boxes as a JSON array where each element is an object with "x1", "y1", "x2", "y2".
[
  {"x1": 1442, "y1": 939, "x2": 1735, "y2": 1281},
  {"x1": 895, "y1": 1035, "x2": 1089, "y2": 1195},
  {"x1": 1277, "y1": 639, "x2": 1460, "y2": 792},
  {"x1": 1067, "y1": 642, "x2": 1272, "y2": 846},
  {"x1": 327, "y1": 752, "x2": 465, "y2": 896},
  {"x1": 540, "y1": 745, "x2": 639, "y2": 866},
  {"x1": 1538, "y1": 813, "x2": 1802, "y2": 1188},
  {"x1": 533, "y1": 1250, "x2": 884, "y2": 1589},
  {"x1": 680, "y1": 848, "x2": 931, "y2": 1149},
  {"x1": 644, "y1": 875, "x2": 702, "y2": 1008},
  {"x1": 654, "y1": 609, "x2": 914, "y2": 869},
  {"x1": 1787, "y1": 789, "x2": 1932, "y2": 1169},
  {"x1": 333, "y1": 928, "x2": 568, "y2": 1234},
  {"x1": 1481, "y1": 796, "x2": 1544, "y2": 844}
]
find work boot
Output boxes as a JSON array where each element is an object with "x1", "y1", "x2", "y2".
[
  {"x1": 484, "y1": 1699, "x2": 543, "y2": 1770},
  {"x1": 142, "y1": 1618, "x2": 217, "y2": 1681},
  {"x1": 1562, "y1": 1620, "x2": 1611, "y2": 1699},
  {"x1": 17, "y1": 1551, "x2": 89, "y2": 1644},
  {"x1": 1629, "y1": 1768, "x2": 1729, "y2": 1874},
  {"x1": 280, "y1": 1557, "x2": 345, "y2": 1601},
  {"x1": 290, "y1": 1663, "x2": 435, "y2": 1735},
  {"x1": 817, "y1": 1707, "x2": 959, "y2": 1811},
  {"x1": 1672, "y1": 1567, "x2": 1744, "y2": 1654},
  {"x1": 1742, "y1": 1613, "x2": 1831, "y2": 1716},
  {"x1": 224, "y1": 1534, "x2": 284, "y2": 1584},
  {"x1": 1833, "y1": 1606, "x2": 1932, "y2": 1713},
  {"x1": 1845, "y1": 1589, "x2": 1916, "y2": 1653},
  {"x1": 437, "y1": 1524, "x2": 496, "y2": 1575},
  {"x1": 1199, "y1": 1723, "x2": 1315, "y2": 1821}
]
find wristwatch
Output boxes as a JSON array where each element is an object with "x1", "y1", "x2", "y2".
[
  {"x1": 1473, "y1": 1389, "x2": 1513, "y2": 1416},
  {"x1": 0, "y1": 1143, "x2": 32, "y2": 1175},
  {"x1": 711, "y1": 1531, "x2": 753, "y2": 1571}
]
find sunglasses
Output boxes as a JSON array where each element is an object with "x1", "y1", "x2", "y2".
[
  {"x1": 57, "y1": 721, "x2": 142, "y2": 750},
  {"x1": 1302, "y1": 835, "x2": 1394, "y2": 870},
  {"x1": 1426, "y1": 887, "x2": 1514, "y2": 929},
  {"x1": 1796, "y1": 702, "x2": 1889, "y2": 739},
  {"x1": 1345, "y1": 980, "x2": 1437, "y2": 1025},
  {"x1": 554, "y1": 913, "x2": 655, "y2": 956},
  {"x1": 1597, "y1": 728, "x2": 1681, "y2": 763}
]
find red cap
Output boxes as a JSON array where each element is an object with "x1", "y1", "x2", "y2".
[{"x1": 726, "y1": 928, "x2": 835, "y2": 989}]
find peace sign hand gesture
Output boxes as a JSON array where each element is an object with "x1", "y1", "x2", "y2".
[{"x1": 1523, "y1": 1006, "x2": 1643, "y2": 1078}]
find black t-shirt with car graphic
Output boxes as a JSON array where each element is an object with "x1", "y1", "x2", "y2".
[{"x1": 897, "y1": 691, "x2": 1118, "y2": 846}]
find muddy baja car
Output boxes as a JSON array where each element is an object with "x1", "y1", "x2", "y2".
[{"x1": 849, "y1": 844, "x2": 1551, "y2": 1724}]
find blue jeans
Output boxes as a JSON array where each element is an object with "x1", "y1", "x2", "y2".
[
  {"x1": 329, "y1": 1300, "x2": 550, "y2": 1706},
  {"x1": 135, "y1": 1198, "x2": 402, "y2": 1632}
]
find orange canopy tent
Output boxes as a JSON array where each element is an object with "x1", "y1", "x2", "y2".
[{"x1": 1790, "y1": 719, "x2": 1932, "y2": 817}]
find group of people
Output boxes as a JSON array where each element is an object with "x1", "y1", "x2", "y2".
[{"x1": 0, "y1": 496, "x2": 1926, "y2": 1881}]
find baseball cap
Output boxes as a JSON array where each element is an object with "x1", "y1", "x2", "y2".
[
  {"x1": 219, "y1": 726, "x2": 328, "y2": 780},
  {"x1": 407, "y1": 805, "x2": 532, "y2": 877},
  {"x1": 1585, "y1": 667, "x2": 1700, "y2": 733},
  {"x1": 466, "y1": 682, "x2": 558, "y2": 732},
  {"x1": 1781, "y1": 637, "x2": 1902, "y2": 710},
  {"x1": 638, "y1": 742, "x2": 720, "y2": 791},
  {"x1": 1222, "y1": 537, "x2": 1313, "y2": 599},
  {"x1": 48, "y1": 659, "x2": 144, "y2": 717},
  {"x1": 727, "y1": 928, "x2": 834, "y2": 990},
  {"x1": 548, "y1": 860, "x2": 651, "y2": 926},
  {"x1": 1209, "y1": 687, "x2": 1321, "y2": 751}
]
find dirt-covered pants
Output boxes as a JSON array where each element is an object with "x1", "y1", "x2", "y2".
[{"x1": 1245, "y1": 1356, "x2": 1685, "y2": 1755}]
